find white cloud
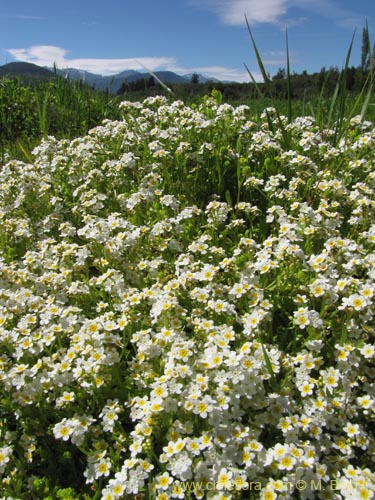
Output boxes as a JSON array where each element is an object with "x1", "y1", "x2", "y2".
[
  {"x1": 8, "y1": 46, "x2": 68, "y2": 65},
  {"x1": 194, "y1": 0, "x2": 291, "y2": 25},
  {"x1": 194, "y1": 0, "x2": 364, "y2": 28},
  {"x1": 6, "y1": 45, "x2": 177, "y2": 76},
  {"x1": 261, "y1": 50, "x2": 299, "y2": 66}
]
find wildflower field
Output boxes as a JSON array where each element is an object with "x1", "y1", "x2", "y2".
[{"x1": 0, "y1": 90, "x2": 375, "y2": 500}]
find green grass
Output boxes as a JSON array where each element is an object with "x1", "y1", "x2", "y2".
[{"x1": 0, "y1": 76, "x2": 121, "y2": 163}]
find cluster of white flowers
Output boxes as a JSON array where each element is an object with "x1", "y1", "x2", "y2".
[{"x1": 0, "y1": 95, "x2": 374, "y2": 499}]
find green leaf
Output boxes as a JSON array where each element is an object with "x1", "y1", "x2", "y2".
[
  {"x1": 137, "y1": 61, "x2": 174, "y2": 96},
  {"x1": 285, "y1": 28, "x2": 292, "y2": 123},
  {"x1": 225, "y1": 189, "x2": 233, "y2": 207},
  {"x1": 245, "y1": 15, "x2": 270, "y2": 85},
  {"x1": 261, "y1": 342, "x2": 279, "y2": 392},
  {"x1": 244, "y1": 62, "x2": 263, "y2": 98}
]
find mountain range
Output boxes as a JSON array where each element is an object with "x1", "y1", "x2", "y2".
[{"x1": 0, "y1": 62, "x2": 219, "y2": 93}]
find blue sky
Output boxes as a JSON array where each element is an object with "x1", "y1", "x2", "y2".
[{"x1": 0, "y1": 0, "x2": 374, "y2": 82}]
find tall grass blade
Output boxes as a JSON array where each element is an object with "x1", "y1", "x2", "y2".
[
  {"x1": 360, "y1": 81, "x2": 374, "y2": 121},
  {"x1": 35, "y1": 85, "x2": 50, "y2": 138},
  {"x1": 360, "y1": 22, "x2": 374, "y2": 120},
  {"x1": 261, "y1": 342, "x2": 278, "y2": 392},
  {"x1": 16, "y1": 140, "x2": 33, "y2": 163},
  {"x1": 285, "y1": 28, "x2": 292, "y2": 123},
  {"x1": 327, "y1": 78, "x2": 340, "y2": 127},
  {"x1": 341, "y1": 68, "x2": 373, "y2": 124},
  {"x1": 244, "y1": 19, "x2": 291, "y2": 148},
  {"x1": 244, "y1": 62, "x2": 263, "y2": 98},
  {"x1": 245, "y1": 15, "x2": 270, "y2": 86},
  {"x1": 137, "y1": 62, "x2": 174, "y2": 96},
  {"x1": 312, "y1": 69, "x2": 331, "y2": 128},
  {"x1": 364, "y1": 20, "x2": 374, "y2": 75},
  {"x1": 333, "y1": 31, "x2": 355, "y2": 145}
]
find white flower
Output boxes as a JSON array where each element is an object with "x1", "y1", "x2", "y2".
[
  {"x1": 360, "y1": 344, "x2": 375, "y2": 359},
  {"x1": 216, "y1": 468, "x2": 233, "y2": 490},
  {"x1": 0, "y1": 446, "x2": 12, "y2": 473},
  {"x1": 53, "y1": 419, "x2": 74, "y2": 441}
]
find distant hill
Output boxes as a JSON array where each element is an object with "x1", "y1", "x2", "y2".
[
  {"x1": 0, "y1": 62, "x2": 54, "y2": 80},
  {"x1": 146, "y1": 71, "x2": 188, "y2": 84},
  {"x1": 54, "y1": 68, "x2": 197, "y2": 93},
  {"x1": 0, "y1": 61, "x2": 221, "y2": 92},
  {"x1": 183, "y1": 73, "x2": 220, "y2": 83}
]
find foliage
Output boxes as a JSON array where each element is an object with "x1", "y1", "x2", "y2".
[{"x1": 0, "y1": 94, "x2": 374, "y2": 499}]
